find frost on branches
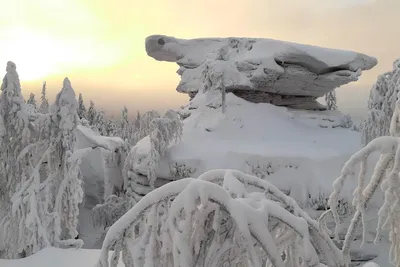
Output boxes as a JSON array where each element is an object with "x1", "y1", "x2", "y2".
[
  {"x1": 0, "y1": 75, "x2": 89, "y2": 258},
  {"x1": 361, "y1": 59, "x2": 400, "y2": 145},
  {"x1": 96, "y1": 169, "x2": 344, "y2": 267},
  {"x1": 327, "y1": 95, "x2": 400, "y2": 266}
]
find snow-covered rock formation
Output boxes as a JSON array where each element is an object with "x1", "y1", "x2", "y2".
[
  {"x1": 146, "y1": 35, "x2": 377, "y2": 110},
  {"x1": 122, "y1": 35, "x2": 381, "y2": 213}
]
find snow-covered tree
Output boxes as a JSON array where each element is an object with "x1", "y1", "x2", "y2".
[
  {"x1": 0, "y1": 77, "x2": 89, "y2": 258},
  {"x1": 361, "y1": 59, "x2": 400, "y2": 145},
  {"x1": 77, "y1": 93, "x2": 87, "y2": 120},
  {"x1": 325, "y1": 95, "x2": 400, "y2": 267},
  {"x1": 96, "y1": 169, "x2": 345, "y2": 267},
  {"x1": 0, "y1": 62, "x2": 34, "y2": 258},
  {"x1": 119, "y1": 106, "x2": 129, "y2": 139},
  {"x1": 93, "y1": 109, "x2": 107, "y2": 135},
  {"x1": 105, "y1": 118, "x2": 117, "y2": 137},
  {"x1": 135, "y1": 111, "x2": 141, "y2": 129},
  {"x1": 135, "y1": 110, "x2": 161, "y2": 141},
  {"x1": 87, "y1": 100, "x2": 97, "y2": 126},
  {"x1": 27, "y1": 93, "x2": 37, "y2": 109},
  {"x1": 39, "y1": 81, "x2": 49, "y2": 113},
  {"x1": 117, "y1": 106, "x2": 136, "y2": 146},
  {"x1": 325, "y1": 90, "x2": 337, "y2": 110}
]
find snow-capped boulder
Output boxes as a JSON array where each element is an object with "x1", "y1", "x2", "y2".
[{"x1": 146, "y1": 35, "x2": 377, "y2": 109}]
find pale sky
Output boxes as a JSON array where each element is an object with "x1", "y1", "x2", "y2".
[{"x1": 0, "y1": 0, "x2": 398, "y2": 118}]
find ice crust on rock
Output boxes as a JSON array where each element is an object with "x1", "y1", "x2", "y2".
[{"x1": 146, "y1": 35, "x2": 377, "y2": 109}]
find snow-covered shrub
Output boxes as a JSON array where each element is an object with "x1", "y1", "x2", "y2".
[
  {"x1": 80, "y1": 117, "x2": 91, "y2": 127},
  {"x1": 326, "y1": 95, "x2": 400, "y2": 266},
  {"x1": 325, "y1": 90, "x2": 337, "y2": 110},
  {"x1": 96, "y1": 169, "x2": 344, "y2": 267},
  {"x1": 91, "y1": 195, "x2": 134, "y2": 230},
  {"x1": 339, "y1": 114, "x2": 353, "y2": 129},
  {"x1": 361, "y1": 59, "x2": 400, "y2": 145},
  {"x1": 169, "y1": 162, "x2": 196, "y2": 179}
]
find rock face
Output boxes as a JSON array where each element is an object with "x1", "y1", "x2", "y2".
[{"x1": 146, "y1": 35, "x2": 377, "y2": 109}]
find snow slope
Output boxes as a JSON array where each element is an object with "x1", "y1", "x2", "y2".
[{"x1": 129, "y1": 92, "x2": 381, "y2": 207}]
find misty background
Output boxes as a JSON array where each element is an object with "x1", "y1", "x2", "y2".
[{"x1": 1, "y1": 0, "x2": 399, "y2": 119}]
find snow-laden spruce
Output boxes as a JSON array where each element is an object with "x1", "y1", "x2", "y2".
[
  {"x1": 0, "y1": 61, "x2": 35, "y2": 257},
  {"x1": 96, "y1": 169, "x2": 344, "y2": 267},
  {"x1": 39, "y1": 81, "x2": 49, "y2": 114},
  {"x1": 0, "y1": 73, "x2": 91, "y2": 258},
  {"x1": 361, "y1": 59, "x2": 400, "y2": 145},
  {"x1": 327, "y1": 94, "x2": 400, "y2": 267},
  {"x1": 117, "y1": 106, "x2": 136, "y2": 146},
  {"x1": 77, "y1": 93, "x2": 87, "y2": 120},
  {"x1": 27, "y1": 93, "x2": 37, "y2": 109}
]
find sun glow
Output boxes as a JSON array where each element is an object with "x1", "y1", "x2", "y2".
[{"x1": 0, "y1": 27, "x2": 123, "y2": 82}]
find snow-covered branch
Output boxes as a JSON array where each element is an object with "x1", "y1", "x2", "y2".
[
  {"x1": 96, "y1": 170, "x2": 344, "y2": 267},
  {"x1": 327, "y1": 97, "x2": 400, "y2": 266}
]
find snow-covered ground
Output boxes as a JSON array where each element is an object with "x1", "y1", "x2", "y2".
[
  {"x1": 130, "y1": 93, "x2": 381, "y2": 207},
  {"x1": 0, "y1": 247, "x2": 121, "y2": 267},
  {"x1": 0, "y1": 243, "x2": 389, "y2": 267}
]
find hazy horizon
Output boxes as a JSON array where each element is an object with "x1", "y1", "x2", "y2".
[{"x1": 1, "y1": 0, "x2": 399, "y2": 118}]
